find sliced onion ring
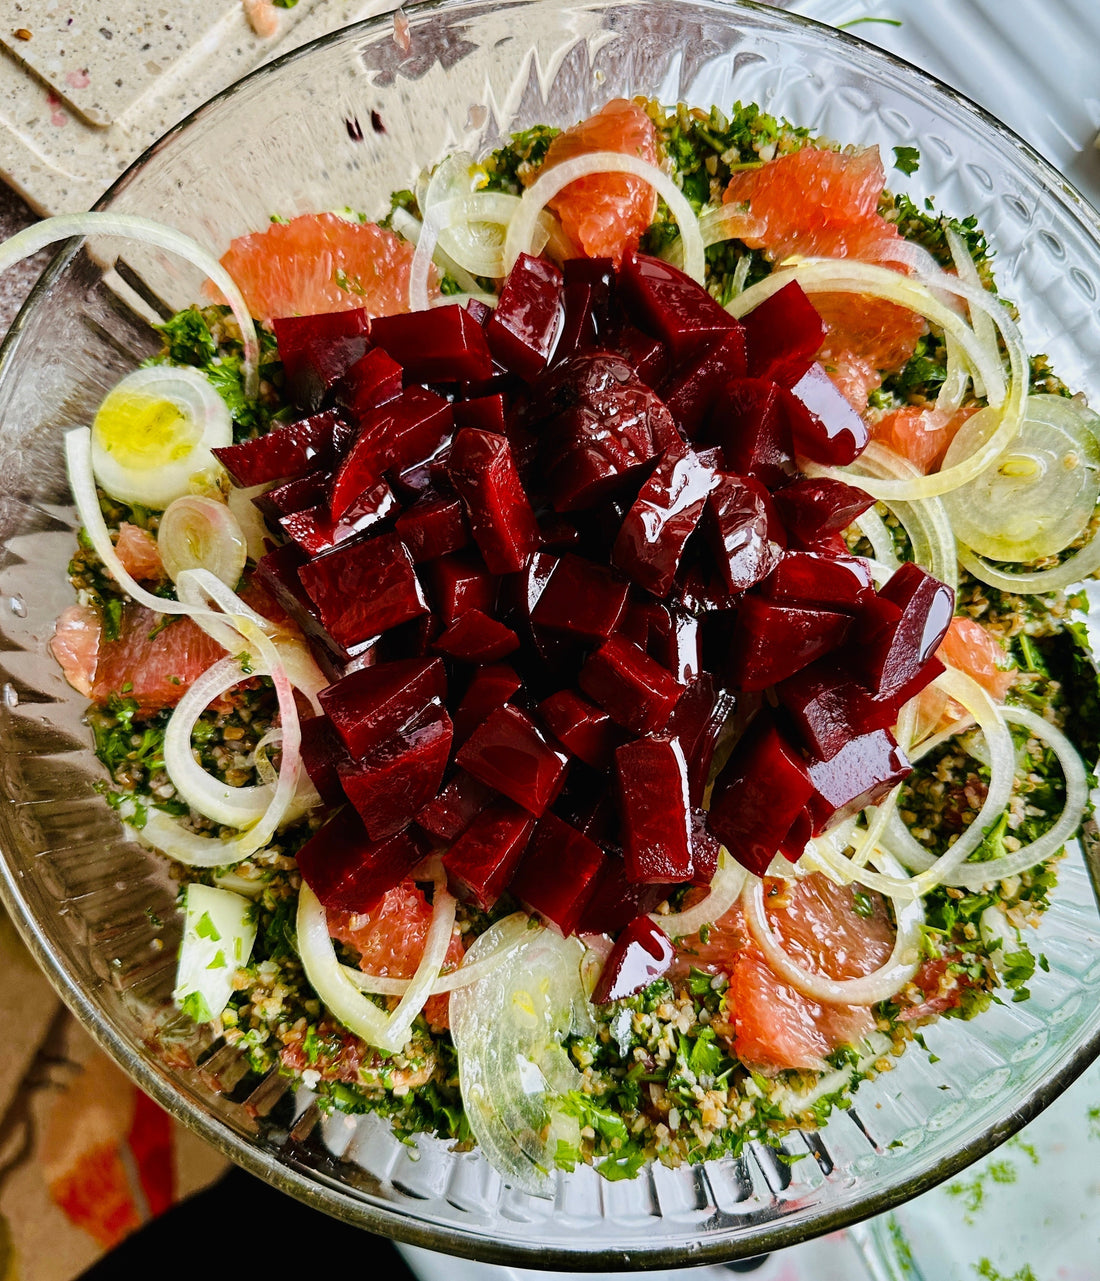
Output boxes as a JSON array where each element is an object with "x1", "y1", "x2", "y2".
[
  {"x1": 158, "y1": 494, "x2": 247, "y2": 587},
  {"x1": 653, "y1": 849, "x2": 746, "y2": 938},
  {"x1": 297, "y1": 885, "x2": 391, "y2": 1044},
  {"x1": 375, "y1": 879, "x2": 458, "y2": 1053}
]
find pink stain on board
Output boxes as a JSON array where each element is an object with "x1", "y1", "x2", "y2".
[
  {"x1": 45, "y1": 91, "x2": 67, "y2": 127},
  {"x1": 65, "y1": 68, "x2": 90, "y2": 89}
]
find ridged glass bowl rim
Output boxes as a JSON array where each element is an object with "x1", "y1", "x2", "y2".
[{"x1": 1, "y1": 0, "x2": 1099, "y2": 1266}]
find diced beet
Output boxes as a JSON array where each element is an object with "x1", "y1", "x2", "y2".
[
  {"x1": 610, "y1": 325, "x2": 670, "y2": 389},
  {"x1": 214, "y1": 410, "x2": 337, "y2": 489},
  {"x1": 318, "y1": 657, "x2": 446, "y2": 758},
  {"x1": 591, "y1": 915, "x2": 675, "y2": 1003},
  {"x1": 647, "y1": 607, "x2": 703, "y2": 684},
  {"x1": 858, "y1": 562, "x2": 955, "y2": 697},
  {"x1": 761, "y1": 550, "x2": 874, "y2": 612},
  {"x1": 447, "y1": 428, "x2": 541, "y2": 573},
  {"x1": 707, "y1": 712, "x2": 815, "y2": 876},
  {"x1": 556, "y1": 281, "x2": 598, "y2": 360},
  {"x1": 706, "y1": 377, "x2": 796, "y2": 489},
  {"x1": 510, "y1": 812, "x2": 606, "y2": 936},
  {"x1": 295, "y1": 807, "x2": 424, "y2": 914},
  {"x1": 740, "y1": 281, "x2": 826, "y2": 387},
  {"x1": 376, "y1": 611, "x2": 442, "y2": 662},
  {"x1": 272, "y1": 310, "x2": 371, "y2": 412},
  {"x1": 486, "y1": 252, "x2": 564, "y2": 380},
  {"x1": 394, "y1": 494, "x2": 469, "y2": 562},
  {"x1": 330, "y1": 387, "x2": 452, "y2": 521},
  {"x1": 530, "y1": 553, "x2": 629, "y2": 641},
  {"x1": 299, "y1": 533, "x2": 427, "y2": 648},
  {"x1": 613, "y1": 447, "x2": 716, "y2": 596},
  {"x1": 281, "y1": 480, "x2": 397, "y2": 557},
  {"x1": 253, "y1": 470, "x2": 330, "y2": 522},
  {"x1": 577, "y1": 858, "x2": 673, "y2": 934},
  {"x1": 442, "y1": 800, "x2": 535, "y2": 910},
  {"x1": 772, "y1": 477, "x2": 875, "y2": 548},
  {"x1": 338, "y1": 701, "x2": 453, "y2": 840},
  {"x1": 416, "y1": 769, "x2": 496, "y2": 841},
  {"x1": 453, "y1": 394, "x2": 507, "y2": 434},
  {"x1": 538, "y1": 690, "x2": 622, "y2": 770},
  {"x1": 619, "y1": 251, "x2": 742, "y2": 365},
  {"x1": 726, "y1": 596, "x2": 852, "y2": 691},
  {"x1": 704, "y1": 473, "x2": 782, "y2": 594},
  {"x1": 662, "y1": 327, "x2": 748, "y2": 438},
  {"x1": 335, "y1": 347, "x2": 403, "y2": 422},
  {"x1": 689, "y1": 808, "x2": 720, "y2": 885},
  {"x1": 665, "y1": 673, "x2": 735, "y2": 805},
  {"x1": 299, "y1": 715, "x2": 350, "y2": 807},
  {"x1": 805, "y1": 728, "x2": 911, "y2": 834},
  {"x1": 579, "y1": 634, "x2": 684, "y2": 735},
  {"x1": 370, "y1": 304, "x2": 493, "y2": 383},
  {"x1": 434, "y1": 609, "x2": 519, "y2": 663},
  {"x1": 538, "y1": 513, "x2": 582, "y2": 552},
  {"x1": 465, "y1": 297, "x2": 493, "y2": 326},
  {"x1": 617, "y1": 737, "x2": 693, "y2": 884},
  {"x1": 254, "y1": 541, "x2": 351, "y2": 666},
  {"x1": 426, "y1": 551, "x2": 497, "y2": 624},
  {"x1": 778, "y1": 808, "x2": 814, "y2": 863},
  {"x1": 563, "y1": 256, "x2": 616, "y2": 332},
  {"x1": 452, "y1": 664, "x2": 522, "y2": 744},
  {"x1": 782, "y1": 364, "x2": 870, "y2": 466},
  {"x1": 457, "y1": 704, "x2": 569, "y2": 816},
  {"x1": 675, "y1": 560, "x2": 737, "y2": 616}
]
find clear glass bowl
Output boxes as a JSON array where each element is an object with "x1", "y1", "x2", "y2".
[{"x1": 1, "y1": 0, "x2": 1099, "y2": 1267}]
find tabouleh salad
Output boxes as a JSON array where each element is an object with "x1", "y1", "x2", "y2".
[{"x1": 23, "y1": 96, "x2": 1099, "y2": 1193}]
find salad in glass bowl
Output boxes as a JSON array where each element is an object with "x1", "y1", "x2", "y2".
[{"x1": 1, "y1": 0, "x2": 1099, "y2": 1266}]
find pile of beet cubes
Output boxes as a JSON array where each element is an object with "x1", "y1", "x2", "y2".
[{"x1": 212, "y1": 248, "x2": 952, "y2": 1003}]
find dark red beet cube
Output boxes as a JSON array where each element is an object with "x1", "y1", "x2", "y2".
[
  {"x1": 708, "y1": 712, "x2": 814, "y2": 876},
  {"x1": 778, "y1": 808, "x2": 814, "y2": 863},
  {"x1": 591, "y1": 915, "x2": 675, "y2": 1003},
  {"x1": 613, "y1": 447, "x2": 716, "y2": 596},
  {"x1": 486, "y1": 252, "x2": 564, "y2": 380},
  {"x1": 577, "y1": 858, "x2": 674, "y2": 935},
  {"x1": 510, "y1": 812, "x2": 606, "y2": 936},
  {"x1": 457, "y1": 703, "x2": 569, "y2": 816},
  {"x1": 447, "y1": 428, "x2": 541, "y2": 574},
  {"x1": 726, "y1": 595, "x2": 852, "y2": 691},
  {"x1": 330, "y1": 386, "x2": 452, "y2": 522},
  {"x1": 617, "y1": 737, "x2": 693, "y2": 884},
  {"x1": 665, "y1": 673, "x2": 735, "y2": 805},
  {"x1": 369, "y1": 304, "x2": 493, "y2": 384},
  {"x1": 281, "y1": 480, "x2": 397, "y2": 557},
  {"x1": 452, "y1": 663, "x2": 522, "y2": 744},
  {"x1": 620, "y1": 251, "x2": 742, "y2": 365},
  {"x1": 214, "y1": 410, "x2": 337, "y2": 489},
  {"x1": 395, "y1": 494, "x2": 469, "y2": 562},
  {"x1": 299, "y1": 533, "x2": 427, "y2": 648},
  {"x1": 319, "y1": 656, "x2": 445, "y2": 758},
  {"x1": 338, "y1": 701, "x2": 453, "y2": 840},
  {"x1": 538, "y1": 689, "x2": 622, "y2": 770},
  {"x1": 254, "y1": 469, "x2": 331, "y2": 521},
  {"x1": 416, "y1": 770, "x2": 496, "y2": 841},
  {"x1": 663, "y1": 327, "x2": 748, "y2": 438},
  {"x1": 740, "y1": 280, "x2": 826, "y2": 387},
  {"x1": 772, "y1": 477, "x2": 875, "y2": 548},
  {"x1": 761, "y1": 550, "x2": 874, "y2": 612},
  {"x1": 707, "y1": 377, "x2": 797, "y2": 490},
  {"x1": 296, "y1": 806, "x2": 424, "y2": 914},
  {"x1": 272, "y1": 310, "x2": 371, "y2": 412},
  {"x1": 858, "y1": 563, "x2": 955, "y2": 698},
  {"x1": 689, "y1": 808, "x2": 721, "y2": 885},
  {"x1": 556, "y1": 281, "x2": 598, "y2": 361},
  {"x1": 335, "y1": 346, "x2": 403, "y2": 422},
  {"x1": 254, "y1": 541, "x2": 349, "y2": 664},
  {"x1": 782, "y1": 363, "x2": 870, "y2": 466},
  {"x1": 299, "y1": 715, "x2": 350, "y2": 807},
  {"x1": 530, "y1": 553, "x2": 630, "y2": 641},
  {"x1": 705, "y1": 473, "x2": 783, "y2": 595},
  {"x1": 805, "y1": 728, "x2": 911, "y2": 834},
  {"x1": 645, "y1": 606, "x2": 703, "y2": 683},
  {"x1": 442, "y1": 800, "x2": 535, "y2": 910},
  {"x1": 426, "y1": 551, "x2": 497, "y2": 624},
  {"x1": 453, "y1": 393, "x2": 507, "y2": 434},
  {"x1": 580, "y1": 634, "x2": 684, "y2": 735},
  {"x1": 434, "y1": 608, "x2": 519, "y2": 663}
]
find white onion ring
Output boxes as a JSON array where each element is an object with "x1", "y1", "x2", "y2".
[
  {"x1": 375, "y1": 880, "x2": 458, "y2": 1053},
  {"x1": 946, "y1": 226, "x2": 1000, "y2": 402},
  {"x1": 957, "y1": 535, "x2": 1100, "y2": 596},
  {"x1": 297, "y1": 885, "x2": 391, "y2": 1043},
  {"x1": 853, "y1": 509, "x2": 900, "y2": 569},
  {"x1": 653, "y1": 849, "x2": 747, "y2": 938},
  {"x1": 158, "y1": 494, "x2": 247, "y2": 588}
]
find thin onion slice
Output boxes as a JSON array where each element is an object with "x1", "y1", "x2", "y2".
[
  {"x1": 653, "y1": 849, "x2": 746, "y2": 938},
  {"x1": 741, "y1": 849, "x2": 924, "y2": 1006},
  {"x1": 946, "y1": 225, "x2": 999, "y2": 402},
  {"x1": 158, "y1": 494, "x2": 247, "y2": 587},
  {"x1": 853, "y1": 509, "x2": 900, "y2": 569},
  {"x1": 374, "y1": 881, "x2": 459, "y2": 1053},
  {"x1": 0, "y1": 212, "x2": 259, "y2": 396},
  {"x1": 297, "y1": 885, "x2": 391, "y2": 1044}
]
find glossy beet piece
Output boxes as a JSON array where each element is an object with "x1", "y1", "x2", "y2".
[
  {"x1": 665, "y1": 673, "x2": 735, "y2": 805},
  {"x1": 782, "y1": 363, "x2": 870, "y2": 466},
  {"x1": 805, "y1": 728, "x2": 911, "y2": 834},
  {"x1": 299, "y1": 533, "x2": 427, "y2": 648},
  {"x1": 772, "y1": 476, "x2": 875, "y2": 548},
  {"x1": 453, "y1": 394, "x2": 507, "y2": 435},
  {"x1": 336, "y1": 346, "x2": 403, "y2": 422},
  {"x1": 708, "y1": 712, "x2": 815, "y2": 876},
  {"x1": 761, "y1": 550, "x2": 875, "y2": 612},
  {"x1": 726, "y1": 595, "x2": 852, "y2": 691},
  {"x1": 434, "y1": 609, "x2": 519, "y2": 663},
  {"x1": 619, "y1": 251, "x2": 741, "y2": 365},
  {"x1": 254, "y1": 469, "x2": 330, "y2": 521},
  {"x1": 214, "y1": 410, "x2": 337, "y2": 488},
  {"x1": 510, "y1": 812, "x2": 606, "y2": 936},
  {"x1": 740, "y1": 281, "x2": 826, "y2": 387},
  {"x1": 272, "y1": 310, "x2": 370, "y2": 412},
  {"x1": 530, "y1": 553, "x2": 629, "y2": 641},
  {"x1": 689, "y1": 808, "x2": 721, "y2": 885},
  {"x1": 254, "y1": 541, "x2": 351, "y2": 666},
  {"x1": 778, "y1": 808, "x2": 814, "y2": 863},
  {"x1": 563, "y1": 256, "x2": 616, "y2": 330},
  {"x1": 539, "y1": 689, "x2": 622, "y2": 770},
  {"x1": 338, "y1": 702, "x2": 454, "y2": 840},
  {"x1": 577, "y1": 858, "x2": 673, "y2": 934},
  {"x1": 486, "y1": 252, "x2": 564, "y2": 380},
  {"x1": 663, "y1": 328, "x2": 748, "y2": 438},
  {"x1": 579, "y1": 634, "x2": 684, "y2": 735},
  {"x1": 330, "y1": 387, "x2": 452, "y2": 521},
  {"x1": 442, "y1": 800, "x2": 535, "y2": 910},
  {"x1": 613, "y1": 447, "x2": 715, "y2": 596},
  {"x1": 860, "y1": 561, "x2": 955, "y2": 697},
  {"x1": 299, "y1": 715, "x2": 350, "y2": 807},
  {"x1": 447, "y1": 428, "x2": 541, "y2": 574},
  {"x1": 318, "y1": 657, "x2": 446, "y2": 758},
  {"x1": 556, "y1": 281, "x2": 598, "y2": 360},
  {"x1": 707, "y1": 377, "x2": 796, "y2": 490},
  {"x1": 628, "y1": 601, "x2": 703, "y2": 684},
  {"x1": 457, "y1": 704, "x2": 569, "y2": 816},
  {"x1": 394, "y1": 494, "x2": 469, "y2": 562},
  {"x1": 704, "y1": 473, "x2": 782, "y2": 595},
  {"x1": 617, "y1": 737, "x2": 693, "y2": 884},
  {"x1": 426, "y1": 552, "x2": 497, "y2": 625},
  {"x1": 591, "y1": 915, "x2": 675, "y2": 1004},
  {"x1": 452, "y1": 664, "x2": 522, "y2": 744},
  {"x1": 281, "y1": 480, "x2": 397, "y2": 557},
  {"x1": 416, "y1": 769, "x2": 496, "y2": 841},
  {"x1": 370, "y1": 304, "x2": 493, "y2": 383},
  {"x1": 295, "y1": 806, "x2": 424, "y2": 914}
]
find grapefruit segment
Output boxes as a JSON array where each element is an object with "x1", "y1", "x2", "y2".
[
  {"x1": 870, "y1": 403, "x2": 980, "y2": 473},
  {"x1": 937, "y1": 616, "x2": 1015, "y2": 702},
  {"x1": 91, "y1": 603, "x2": 226, "y2": 715}
]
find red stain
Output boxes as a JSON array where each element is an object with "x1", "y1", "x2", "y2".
[
  {"x1": 66, "y1": 68, "x2": 91, "y2": 89},
  {"x1": 45, "y1": 90, "x2": 67, "y2": 127}
]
